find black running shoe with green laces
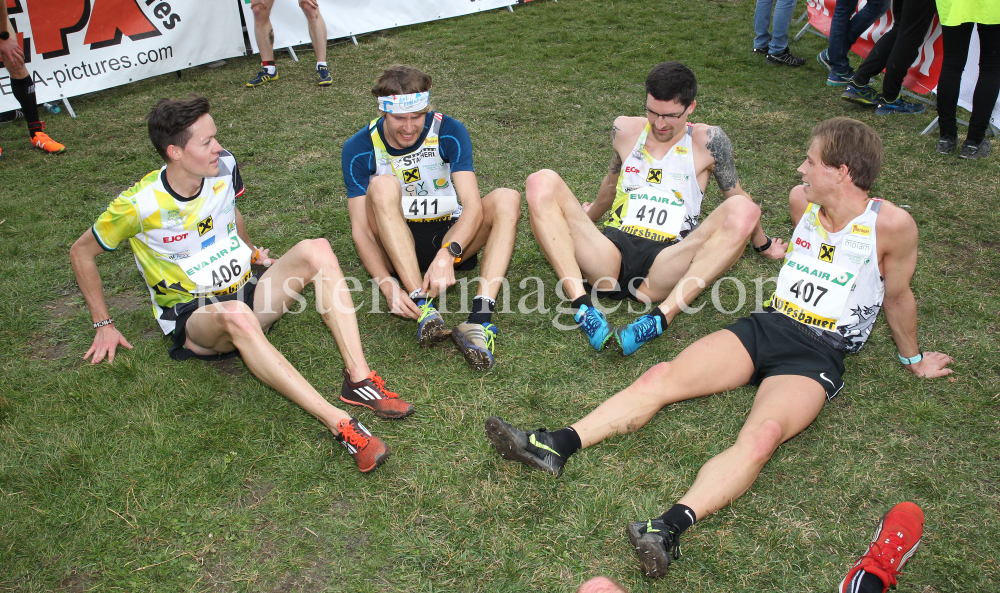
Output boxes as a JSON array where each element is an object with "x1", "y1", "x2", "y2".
[
  {"x1": 484, "y1": 416, "x2": 567, "y2": 476},
  {"x1": 841, "y1": 82, "x2": 880, "y2": 107},
  {"x1": 627, "y1": 519, "x2": 681, "y2": 578}
]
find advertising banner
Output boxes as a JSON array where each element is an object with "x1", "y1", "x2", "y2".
[
  {"x1": 241, "y1": 0, "x2": 513, "y2": 55},
  {"x1": 0, "y1": 0, "x2": 247, "y2": 111}
]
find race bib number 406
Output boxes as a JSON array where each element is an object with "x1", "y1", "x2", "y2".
[
  {"x1": 772, "y1": 251, "x2": 856, "y2": 330},
  {"x1": 185, "y1": 235, "x2": 253, "y2": 296},
  {"x1": 619, "y1": 186, "x2": 685, "y2": 242}
]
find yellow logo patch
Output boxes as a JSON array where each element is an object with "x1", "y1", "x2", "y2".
[
  {"x1": 819, "y1": 243, "x2": 836, "y2": 263},
  {"x1": 402, "y1": 167, "x2": 421, "y2": 183},
  {"x1": 212, "y1": 180, "x2": 226, "y2": 195},
  {"x1": 674, "y1": 146, "x2": 689, "y2": 156},
  {"x1": 197, "y1": 216, "x2": 214, "y2": 236},
  {"x1": 646, "y1": 168, "x2": 663, "y2": 183},
  {"x1": 851, "y1": 224, "x2": 871, "y2": 237}
]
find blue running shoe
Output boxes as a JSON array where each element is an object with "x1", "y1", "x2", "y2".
[
  {"x1": 817, "y1": 49, "x2": 832, "y2": 72},
  {"x1": 317, "y1": 64, "x2": 332, "y2": 86},
  {"x1": 615, "y1": 313, "x2": 665, "y2": 356},
  {"x1": 827, "y1": 67, "x2": 855, "y2": 87},
  {"x1": 574, "y1": 304, "x2": 614, "y2": 351},
  {"x1": 875, "y1": 96, "x2": 926, "y2": 115},
  {"x1": 246, "y1": 68, "x2": 278, "y2": 88},
  {"x1": 451, "y1": 322, "x2": 497, "y2": 370},
  {"x1": 416, "y1": 298, "x2": 449, "y2": 347},
  {"x1": 841, "y1": 83, "x2": 880, "y2": 107}
]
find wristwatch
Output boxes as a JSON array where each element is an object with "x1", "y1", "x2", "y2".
[
  {"x1": 442, "y1": 241, "x2": 463, "y2": 263},
  {"x1": 0, "y1": 31, "x2": 10, "y2": 41}
]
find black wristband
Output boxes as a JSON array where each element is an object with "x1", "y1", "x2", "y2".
[
  {"x1": 753, "y1": 235, "x2": 772, "y2": 253},
  {"x1": 93, "y1": 318, "x2": 114, "y2": 329}
]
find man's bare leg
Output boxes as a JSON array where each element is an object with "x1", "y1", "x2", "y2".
[
  {"x1": 366, "y1": 174, "x2": 423, "y2": 293},
  {"x1": 525, "y1": 169, "x2": 621, "y2": 298},
  {"x1": 457, "y1": 188, "x2": 521, "y2": 300},
  {"x1": 251, "y1": 0, "x2": 276, "y2": 63},
  {"x1": 299, "y1": 0, "x2": 327, "y2": 63}
]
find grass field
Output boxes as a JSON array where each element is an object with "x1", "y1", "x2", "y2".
[{"x1": 2, "y1": 0, "x2": 999, "y2": 591}]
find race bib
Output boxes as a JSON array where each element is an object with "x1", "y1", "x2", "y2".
[
  {"x1": 772, "y1": 251, "x2": 856, "y2": 330},
  {"x1": 619, "y1": 186, "x2": 685, "y2": 242},
  {"x1": 185, "y1": 234, "x2": 253, "y2": 296},
  {"x1": 402, "y1": 194, "x2": 459, "y2": 222}
]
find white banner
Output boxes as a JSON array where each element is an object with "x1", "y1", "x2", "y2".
[
  {"x1": 241, "y1": 0, "x2": 513, "y2": 55},
  {"x1": 1, "y1": 0, "x2": 246, "y2": 111}
]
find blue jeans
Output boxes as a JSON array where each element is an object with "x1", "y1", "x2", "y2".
[
  {"x1": 754, "y1": 0, "x2": 799, "y2": 54},
  {"x1": 826, "y1": 0, "x2": 891, "y2": 74}
]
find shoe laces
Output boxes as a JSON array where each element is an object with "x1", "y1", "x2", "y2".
[
  {"x1": 339, "y1": 420, "x2": 370, "y2": 450},
  {"x1": 417, "y1": 298, "x2": 437, "y2": 322},
  {"x1": 578, "y1": 306, "x2": 607, "y2": 335},
  {"x1": 863, "y1": 531, "x2": 908, "y2": 583},
  {"x1": 628, "y1": 315, "x2": 661, "y2": 342},
  {"x1": 645, "y1": 520, "x2": 681, "y2": 560},
  {"x1": 367, "y1": 371, "x2": 400, "y2": 399}
]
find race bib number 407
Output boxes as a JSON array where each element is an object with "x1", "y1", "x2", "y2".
[
  {"x1": 772, "y1": 251, "x2": 856, "y2": 330},
  {"x1": 185, "y1": 234, "x2": 253, "y2": 296},
  {"x1": 619, "y1": 186, "x2": 685, "y2": 242}
]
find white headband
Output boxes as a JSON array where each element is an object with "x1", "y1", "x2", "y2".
[{"x1": 377, "y1": 92, "x2": 429, "y2": 114}]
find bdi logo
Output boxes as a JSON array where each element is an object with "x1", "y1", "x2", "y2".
[
  {"x1": 164, "y1": 232, "x2": 188, "y2": 243},
  {"x1": 17, "y1": 0, "x2": 182, "y2": 60}
]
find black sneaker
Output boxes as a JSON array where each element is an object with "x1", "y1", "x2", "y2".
[
  {"x1": 875, "y1": 96, "x2": 926, "y2": 115},
  {"x1": 959, "y1": 138, "x2": 991, "y2": 160},
  {"x1": 766, "y1": 48, "x2": 806, "y2": 67},
  {"x1": 627, "y1": 519, "x2": 681, "y2": 578},
  {"x1": 752, "y1": 46, "x2": 768, "y2": 56},
  {"x1": 937, "y1": 135, "x2": 958, "y2": 154},
  {"x1": 484, "y1": 416, "x2": 567, "y2": 476},
  {"x1": 841, "y1": 82, "x2": 880, "y2": 107}
]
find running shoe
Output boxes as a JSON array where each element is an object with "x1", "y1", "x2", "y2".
[
  {"x1": 752, "y1": 46, "x2": 768, "y2": 56},
  {"x1": 937, "y1": 135, "x2": 958, "y2": 154},
  {"x1": 841, "y1": 82, "x2": 880, "y2": 107},
  {"x1": 340, "y1": 369, "x2": 414, "y2": 419},
  {"x1": 451, "y1": 322, "x2": 497, "y2": 371},
  {"x1": 827, "y1": 68, "x2": 856, "y2": 87},
  {"x1": 317, "y1": 64, "x2": 332, "y2": 86},
  {"x1": 627, "y1": 519, "x2": 682, "y2": 578},
  {"x1": 246, "y1": 69, "x2": 278, "y2": 87},
  {"x1": 875, "y1": 96, "x2": 926, "y2": 115},
  {"x1": 336, "y1": 417, "x2": 389, "y2": 473},
  {"x1": 837, "y1": 502, "x2": 924, "y2": 593},
  {"x1": 817, "y1": 49, "x2": 832, "y2": 71},
  {"x1": 959, "y1": 138, "x2": 991, "y2": 160},
  {"x1": 31, "y1": 131, "x2": 66, "y2": 154},
  {"x1": 484, "y1": 416, "x2": 567, "y2": 476},
  {"x1": 575, "y1": 303, "x2": 614, "y2": 351},
  {"x1": 416, "y1": 297, "x2": 449, "y2": 346},
  {"x1": 0, "y1": 145, "x2": 3, "y2": 160},
  {"x1": 765, "y1": 48, "x2": 806, "y2": 67},
  {"x1": 0, "y1": 109, "x2": 23, "y2": 124},
  {"x1": 615, "y1": 313, "x2": 665, "y2": 356}
]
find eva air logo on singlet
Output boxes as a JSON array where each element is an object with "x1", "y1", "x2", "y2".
[
  {"x1": 772, "y1": 252, "x2": 856, "y2": 330},
  {"x1": 619, "y1": 187, "x2": 686, "y2": 242},
  {"x1": 184, "y1": 234, "x2": 253, "y2": 297}
]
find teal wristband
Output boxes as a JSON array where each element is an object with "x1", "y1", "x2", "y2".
[{"x1": 897, "y1": 351, "x2": 923, "y2": 365}]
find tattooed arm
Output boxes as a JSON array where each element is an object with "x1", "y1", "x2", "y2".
[{"x1": 584, "y1": 122, "x2": 623, "y2": 222}]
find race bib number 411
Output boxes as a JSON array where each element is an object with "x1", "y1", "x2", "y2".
[
  {"x1": 772, "y1": 251, "x2": 856, "y2": 330},
  {"x1": 185, "y1": 234, "x2": 253, "y2": 296},
  {"x1": 619, "y1": 186, "x2": 685, "y2": 242}
]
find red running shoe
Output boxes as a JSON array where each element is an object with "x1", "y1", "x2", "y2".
[
  {"x1": 340, "y1": 369, "x2": 414, "y2": 419},
  {"x1": 838, "y1": 502, "x2": 924, "y2": 593},
  {"x1": 336, "y1": 417, "x2": 389, "y2": 473}
]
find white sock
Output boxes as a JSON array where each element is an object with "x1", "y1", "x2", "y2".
[{"x1": 317, "y1": 61, "x2": 328, "y2": 69}]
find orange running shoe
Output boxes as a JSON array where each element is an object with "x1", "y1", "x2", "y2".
[
  {"x1": 838, "y1": 502, "x2": 924, "y2": 593},
  {"x1": 336, "y1": 417, "x2": 389, "y2": 473},
  {"x1": 340, "y1": 369, "x2": 414, "y2": 419},
  {"x1": 0, "y1": 145, "x2": 4, "y2": 160},
  {"x1": 31, "y1": 132, "x2": 66, "y2": 154}
]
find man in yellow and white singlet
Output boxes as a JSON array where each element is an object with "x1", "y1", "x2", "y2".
[
  {"x1": 486, "y1": 118, "x2": 953, "y2": 578},
  {"x1": 342, "y1": 66, "x2": 521, "y2": 371},
  {"x1": 69, "y1": 96, "x2": 414, "y2": 474},
  {"x1": 525, "y1": 62, "x2": 786, "y2": 356}
]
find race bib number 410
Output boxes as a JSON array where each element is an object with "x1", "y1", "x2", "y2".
[
  {"x1": 185, "y1": 234, "x2": 253, "y2": 296},
  {"x1": 619, "y1": 186, "x2": 685, "y2": 242},
  {"x1": 772, "y1": 251, "x2": 856, "y2": 330}
]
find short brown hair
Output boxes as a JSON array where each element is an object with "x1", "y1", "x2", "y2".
[
  {"x1": 146, "y1": 95, "x2": 210, "y2": 162},
  {"x1": 811, "y1": 117, "x2": 882, "y2": 191},
  {"x1": 371, "y1": 66, "x2": 432, "y2": 112}
]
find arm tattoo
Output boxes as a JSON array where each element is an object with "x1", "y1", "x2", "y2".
[
  {"x1": 609, "y1": 124, "x2": 623, "y2": 174},
  {"x1": 706, "y1": 126, "x2": 738, "y2": 192}
]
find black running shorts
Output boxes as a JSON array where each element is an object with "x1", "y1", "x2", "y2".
[
  {"x1": 597, "y1": 226, "x2": 678, "y2": 301},
  {"x1": 725, "y1": 311, "x2": 847, "y2": 400},
  {"x1": 167, "y1": 268, "x2": 269, "y2": 362},
  {"x1": 408, "y1": 218, "x2": 478, "y2": 274}
]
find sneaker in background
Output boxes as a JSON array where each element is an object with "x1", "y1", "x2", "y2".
[
  {"x1": 485, "y1": 416, "x2": 567, "y2": 476},
  {"x1": 841, "y1": 82, "x2": 880, "y2": 107},
  {"x1": 959, "y1": 137, "x2": 991, "y2": 160},
  {"x1": 336, "y1": 417, "x2": 389, "y2": 473},
  {"x1": 766, "y1": 48, "x2": 806, "y2": 67},
  {"x1": 575, "y1": 303, "x2": 614, "y2": 351},
  {"x1": 615, "y1": 313, "x2": 665, "y2": 356},
  {"x1": 451, "y1": 322, "x2": 497, "y2": 370},
  {"x1": 340, "y1": 369, "x2": 415, "y2": 419},
  {"x1": 627, "y1": 519, "x2": 682, "y2": 578},
  {"x1": 837, "y1": 502, "x2": 924, "y2": 593}
]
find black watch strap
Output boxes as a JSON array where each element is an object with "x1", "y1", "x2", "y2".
[
  {"x1": 0, "y1": 31, "x2": 10, "y2": 41},
  {"x1": 753, "y1": 235, "x2": 772, "y2": 253}
]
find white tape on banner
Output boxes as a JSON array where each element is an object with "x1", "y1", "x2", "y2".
[
  {"x1": 0, "y1": 0, "x2": 246, "y2": 112},
  {"x1": 242, "y1": 0, "x2": 513, "y2": 55}
]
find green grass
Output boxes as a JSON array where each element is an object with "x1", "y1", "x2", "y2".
[{"x1": 2, "y1": 0, "x2": 999, "y2": 591}]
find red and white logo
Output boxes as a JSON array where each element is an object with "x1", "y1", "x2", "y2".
[
  {"x1": 164, "y1": 232, "x2": 188, "y2": 244},
  {"x1": 795, "y1": 237, "x2": 811, "y2": 250},
  {"x1": 625, "y1": 166, "x2": 641, "y2": 174}
]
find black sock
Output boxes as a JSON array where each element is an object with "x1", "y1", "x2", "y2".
[
  {"x1": 652, "y1": 308, "x2": 669, "y2": 330},
  {"x1": 571, "y1": 294, "x2": 593, "y2": 315},
  {"x1": 857, "y1": 571, "x2": 886, "y2": 593},
  {"x1": 548, "y1": 426, "x2": 581, "y2": 458},
  {"x1": 467, "y1": 295, "x2": 495, "y2": 326},
  {"x1": 658, "y1": 504, "x2": 697, "y2": 534},
  {"x1": 10, "y1": 75, "x2": 41, "y2": 137}
]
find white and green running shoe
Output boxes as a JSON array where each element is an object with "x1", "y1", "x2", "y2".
[{"x1": 452, "y1": 322, "x2": 497, "y2": 370}]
